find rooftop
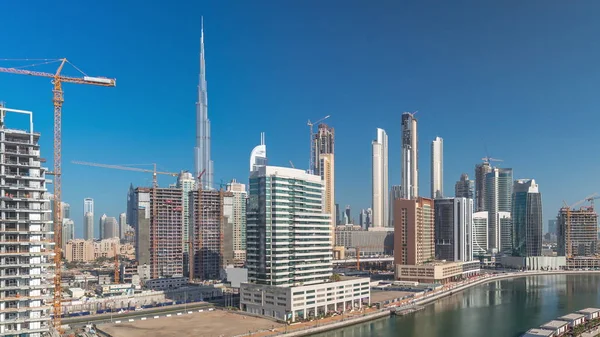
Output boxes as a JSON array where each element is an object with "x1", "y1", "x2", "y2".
[
  {"x1": 558, "y1": 313, "x2": 585, "y2": 321},
  {"x1": 578, "y1": 308, "x2": 600, "y2": 314},
  {"x1": 540, "y1": 320, "x2": 568, "y2": 329},
  {"x1": 522, "y1": 328, "x2": 554, "y2": 337}
]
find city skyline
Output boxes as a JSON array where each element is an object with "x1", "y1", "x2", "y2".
[{"x1": 0, "y1": 2, "x2": 597, "y2": 237}]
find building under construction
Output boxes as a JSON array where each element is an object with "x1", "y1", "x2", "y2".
[
  {"x1": 0, "y1": 106, "x2": 53, "y2": 337},
  {"x1": 134, "y1": 187, "x2": 184, "y2": 279},
  {"x1": 189, "y1": 189, "x2": 233, "y2": 281},
  {"x1": 558, "y1": 206, "x2": 598, "y2": 257}
]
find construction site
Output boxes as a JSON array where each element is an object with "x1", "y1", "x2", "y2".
[{"x1": 558, "y1": 194, "x2": 600, "y2": 269}]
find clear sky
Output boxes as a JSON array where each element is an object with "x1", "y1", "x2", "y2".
[{"x1": 1, "y1": 1, "x2": 599, "y2": 237}]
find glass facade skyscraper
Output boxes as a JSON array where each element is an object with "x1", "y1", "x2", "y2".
[
  {"x1": 485, "y1": 167, "x2": 513, "y2": 252},
  {"x1": 512, "y1": 179, "x2": 542, "y2": 257}
]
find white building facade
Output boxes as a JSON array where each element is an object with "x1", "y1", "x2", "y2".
[
  {"x1": 431, "y1": 136, "x2": 443, "y2": 198},
  {"x1": 472, "y1": 211, "x2": 489, "y2": 255},
  {"x1": 371, "y1": 128, "x2": 388, "y2": 228},
  {"x1": 401, "y1": 112, "x2": 418, "y2": 199}
]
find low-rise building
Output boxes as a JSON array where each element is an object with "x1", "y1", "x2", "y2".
[
  {"x1": 96, "y1": 283, "x2": 134, "y2": 297},
  {"x1": 395, "y1": 260, "x2": 480, "y2": 284},
  {"x1": 522, "y1": 328, "x2": 555, "y2": 337},
  {"x1": 501, "y1": 256, "x2": 566, "y2": 271},
  {"x1": 567, "y1": 256, "x2": 600, "y2": 270},
  {"x1": 577, "y1": 308, "x2": 600, "y2": 321},
  {"x1": 335, "y1": 227, "x2": 394, "y2": 256},
  {"x1": 240, "y1": 277, "x2": 370, "y2": 322},
  {"x1": 144, "y1": 277, "x2": 189, "y2": 290},
  {"x1": 557, "y1": 313, "x2": 586, "y2": 328},
  {"x1": 539, "y1": 320, "x2": 568, "y2": 336}
]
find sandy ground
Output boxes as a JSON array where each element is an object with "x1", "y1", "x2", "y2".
[{"x1": 100, "y1": 310, "x2": 283, "y2": 337}]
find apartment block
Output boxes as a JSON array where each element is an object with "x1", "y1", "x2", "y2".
[
  {"x1": 558, "y1": 206, "x2": 598, "y2": 257},
  {"x1": 393, "y1": 197, "x2": 435, "y2": 266},
  {"x1": 226, "y1": 180, "x2": 247, "y2": 266},
  {"x1": 0, "y1": 106, "x2": 53, "y2": 337}
]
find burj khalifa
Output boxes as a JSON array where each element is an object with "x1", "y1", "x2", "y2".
[{"x1": 195, "y1": 19, "x2": 213, "y2": 189}]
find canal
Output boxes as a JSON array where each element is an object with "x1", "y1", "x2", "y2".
[{"x1": 311, "y1": 274, "x2": 600, "y2": 337}]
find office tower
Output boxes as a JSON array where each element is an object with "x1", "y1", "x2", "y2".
[
  {"x1": 312, "y1": 123, "x2": 334, "y2": 174},
  {"x1": 372, "y1": 128, "x2": 389, "y2": 228},
  {"x1": 61, "y1": 202, "x2": 71, "y2": 219},
  {"x1": 512, "y1": 179, "x2": 542, "y2": 257},
  {"x1": 195, "y1": 20, "x2": 214, "y2": 189},
  {"x1": 393, "y1": 197, "x2": 435, "y2": 265},
  {"x1": 345, "y1": 205, "x2": 351, "y2": 224},
  {"x1": 103, "y1": 216, "x2": 118, "y2": 239},
  {"x1": 335, "y1": 203, "x2": 341, "y2": 226},
  {"x1": 359, "y1": 209, "x2": 373, "y2": 229},
  {"x1": 0, "y1": 106, "x2": 52, "y2": 336},
  {"x1": 389, "y1": 185, "x2": 402, "y2": 228},
  {"x1": 189, "y1": 189, "x2": 232, "y2": 280},
  {"x1": 62, "y1": 218, "x2": 75, "y2": 252},
  {"x1": 472, "y1": 212, "x2": 489, "y2": 255},
  {"x1": 177, "y1": 171, "x2": 197, "y2": 265},
  {"x1": 84, "y1": 197, "x2": 94, "y2": 214},
  {"x1": 119, "y1": 212, "x2": 127, "y2": 239},
  {"x1": 246, "y1": 165, "x2": 332, "y2": 286},
  {"x1": 319, "y1": 153, "x2": 335, "y2": 237},
  {"x1": 249, "y1": 132, "x2": 267, "y2": 172},
  {"x1": 401, "y1": 112, "x2": 418, "y2": 200},
  {"x1": 99, "y1": 214, "x2": 107, "y2": 240},
  {"x1": 474, "y1": 162, "x2": 492, "y2": 212},
  {"x1": 485, "y1": 167, "x2": 513, "y2": 252},
  {"x1": 548, "y1": 219, "x2": 557, "y2": 234},
  {"x1": 434, "y1": 198, "x2": 473, "y2": 262},
  {"x1": 557, "y1": 206, "x2": 599, "y2": 257},
  {"x1": 226, "y1": 180, "x2": 247, "y2": 265},
  {"x1": 84, "y1": 212, "x2": 94, "y2": 240},
  {"x1": 498, "y1": 212, "x2": 512, "y2": 254},
  {"x1": 455, "y1": 173, "x2": 475, "y2": 204},
  {"x1": 126, "y1": 183, "x2": 135, "y2": 228},
  {"x1": 431, "y1": 137, "x2": 443, "y2": 199},
  {"x1": 134, "y1": 188, "x2": 151, "y2": 265}
]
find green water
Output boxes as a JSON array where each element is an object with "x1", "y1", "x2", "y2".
[{"x1": 311, "y1": 274, "x2": 600, "y2": 337}]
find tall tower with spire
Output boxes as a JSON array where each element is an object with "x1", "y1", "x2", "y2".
[{"x1": 195, "y1": 17, "x2": 214, "y2": 189}]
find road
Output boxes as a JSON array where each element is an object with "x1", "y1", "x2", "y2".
[{"x1": 63, "y1": 302, "x2": 213, "y2": 327}]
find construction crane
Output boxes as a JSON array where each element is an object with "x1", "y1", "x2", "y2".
[
  {"x1": 72, "y1": 161, "x2": 178, "y2": 279},
  {"x1": 481, "y1": 156, "x2": 503, "y2": 164},
  {"x1": 586, "y1": 193, "x2": 600, "y2": 211},
  {"x1": 307, "y1": 115, "x2": 330, "y2": 174},
  {"x1": 0, "y1": 58, "x2": 115, "y2": 332}
]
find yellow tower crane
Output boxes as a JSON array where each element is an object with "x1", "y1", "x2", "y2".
[
  {"x1": 0, "y1": 58, "x2": 115, "y2": 333},
  {"x1": 71, "y1": 160, "x2": 179, "y2": 279}
]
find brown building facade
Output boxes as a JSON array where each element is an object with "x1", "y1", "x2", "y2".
[{"x1": 393, "y1": 197, "x2": 435, "y2": 266}]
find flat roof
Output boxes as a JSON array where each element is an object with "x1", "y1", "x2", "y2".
[
  {"x1": 558, "y1": 313, "x2": 585, "y2": 321},
  {"x1": 522, "y1": 328, "x2": 554, "y2": 337},
  {"x1": 540, "y1": 320, "x2": 568, "y2": 329},
  {"x1": 370, "y1": 290, "x2": 415, "y2": 303},
  {"x1": 578, "y1": 308, "x2": 600, "y2": 314}
]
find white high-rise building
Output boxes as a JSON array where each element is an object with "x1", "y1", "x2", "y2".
[
  {"x1": 62, "y1": 218, "x2": 75, "y2": 252},
  {"x1": 0, "y1": 105, "x2": 53, "y2": 337},
  {"x1": 472, "y1": 211, "x2": 489, "y2": 255},
  {"x1": 84, "y1": 197, "x2": 94, "y2": 214},
  {"x1": 250, "y1": 132, "x2": 267, "y2": 172},
  {"x1": 433, "y1": 197, "x2": 473, "y2": 262},
  {"x1": 246, "y1": 166, "x2": 332, "y2": 286},
  {"x1": 177, "y1": 171, "x2": 196, "y2": 259},
  {"x1": 84, "y1": 212, "x2": 94, "y2": 240},
  {"x1": 195, "y1": 19, "x2": 214, "y2": 189},
  {"x1": 485, "y1": 167, "x2": 513, "y2": 252},
  {"x1": 401, "y1": 112, "x2": 418, "y2": 199},
  {"x1": 119, "y1": 212, "x2": 127, "y2": 239},
  {"x1": 372, "y1": 128, "x2": 388, "y2": 228},
  {"x1": 103, "y1": 216, "x2": 118, "y2": 239},
  {"x1": 226, "y1": 180, "x2": 247, "y2": 264},
  {"x1": 99, "y1": 214, "x2": 107, "y2": 239},
  {"x1": 431, "y1": 137, "x2": 443, "y2": 199}
]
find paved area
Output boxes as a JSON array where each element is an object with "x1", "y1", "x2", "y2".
[
  {"x1": 371, "y1": 290, "x2": 414, "y2": 303},
  {"x1": 100, "y1": 310, "x2": 283, "y2": 337}
]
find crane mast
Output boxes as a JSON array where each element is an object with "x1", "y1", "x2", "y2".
[{"x1": 0, "y1": 58, "x2": 115, "y2": 334}]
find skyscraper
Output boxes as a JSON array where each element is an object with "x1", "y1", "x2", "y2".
[
  {"x1": 548, "y1": 219, "x2": 557, "y2": 234},
  {"x1": 389, "y1": 185, "x2": 402, "y2": 228},
  {"x1": 372, "y1": 128, "x2": 389, "y2": 228},
  {"x1": 431, "y1": 137, "x2": 443, "y2": 199},
  {"x1": 512, "y1": 179, "x2": 542, "y2": 257},
  {"x1": 99, "y1": 214, "x2": 107, "y2": 240},
  {"x1": 485, "y1": 167, "x2": 513, "y2": 252},
  {"x1": 61, "y1": 219, "x2": 74, "y2": 252},
  {"x1": 194, "y1": 19, "x2": 214, "y2": 189},
  {"x1": 455, "y1": 173, "x2": 475, "y2": 203},
  {"x1": 393, "y1": 197, "x2": 435, "y2": 266},
  {"x1": 103, "y1": 216, "x2": 118, "y2": 239},
  {"x1": 84, "y1": 212, "x2": 94, "y2": 240},
  {"x1": 177, "y1": 171, "x2": 196, "y2": 262},
  {"x1": 62, "y1": 202, "x2": 71, "y2": 219},
  {"x1": 119, "y1": 212, "x2": 127, "y2": 239},
  {"x1": 401, "y1": 112, "x2": 418, "y2": 200},
  {"x1": 474, "y1": 163, "x2": 492, "y2": 212},
  {"x1": 319, "y1": 153, "x2": 335, "y2": 236},
  {"x1": 557, "y1": 206, "x2": 598, "y2": 257},
  {"x1": 312, "y1": 123, "x2": 334, "y2": 175},
  {"x1": 335, "y1": 203, "x2": 341, "y2": 226},
  {"x1": 126, "y1": 183, "x2": 135, "y2": 228},
  {"x1": 226, "y1": 180, "x2": 247, "y2": 265},
  {"x1": 472, "y1": 212, "x2": 489, "y2": 255},
  {"x1": 249, "y1": 132, "x2": 267, "y2": 172},
  {"x1": 246, "y1": 165, "x2": 332, "y2": 286},
  {"x1": 345, "y1": 205, "x2": 351, "y2": 224},
  {"x1": 434, "y1": 198, "x2": 473, "y2": 262},
  {"x1": 84, "y1": 197, "x2": 94, "y2": 214}
]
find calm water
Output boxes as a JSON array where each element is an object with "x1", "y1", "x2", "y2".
[{"x1": 311, "y1": 274, "x2": 600, "y2": 337}]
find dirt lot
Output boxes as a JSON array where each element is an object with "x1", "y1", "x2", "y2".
[{"x1": 100, "y1": 310, "x2": 284, "y2": 337}]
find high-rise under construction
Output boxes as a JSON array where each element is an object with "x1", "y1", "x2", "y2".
[{"x1": 558, "y1": 206, "x2": 598, "y2": 257}]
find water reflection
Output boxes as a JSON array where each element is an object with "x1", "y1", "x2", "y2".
[{"x1": 311, "y1": 274, "x2": 600, "y2": 337}]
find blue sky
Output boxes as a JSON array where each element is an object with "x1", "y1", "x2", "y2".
[{"x1": 1, "y1": 1, "x2": 599, "y2": 237}]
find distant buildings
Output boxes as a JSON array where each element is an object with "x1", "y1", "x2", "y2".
[
  {"x1": 548, "y1": 219, "x2": 558, "y2": 235},
  {"x1": 345, "y1": 205, "x2": 351, "y2": 225},
  {"x1": 99, "y1": 214, "x2": 107, "y2": 240},
  {"x1": 393, "y1": 197, "x2": 435, "y2": 266},
  {"x1": 119, "y1": 212, "x2": 127, "y2": 239},
  {"x1": 65, "y1": 238, "x2": 135, "y2": 262},
  {"x1": 401, "y1": 112, "x2": 418, "y2": 199},
  {"x1": 84, "y1": 197, "x2": 94, "y2": 240},
  {"x1": 558, "y1": 206, "x2": 598, "y2": 257},
  {"x1": 372, "y1": 128, "x2": 389, "y2": 228},
  {"x1": 455, "y1": 173, "x2": 474, "y2": 202},
  {"x1": 62, "y1": 218, "x2": 75, "y2": 252},
  {"x1": 389, "y1": 185, "x2": 402, "y2": 228},
  {"x1": 434, "y1": 198, "x2": 473, "y2": 262},
  {"x1": 103, "y1": 216, "x2": 118, "y2": 239},
  {"x1": 431, "y1": 137, "x2": 443, "y2": 199},
  {"x1": 359, "y1": 208, "x2": 372, "y2": 230},
  {"x1": 512, "y1": 179, "x2": 542, "y2": 257},
  {"x1": 485, "y1": 167, "x2": 513, "y2": 252},
  {"x1": 226, "y1": 180, "x2": 247, "y2": 265},
  {"x1": 335, "y1": 226, "x2": 394, "y2": 256}
]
